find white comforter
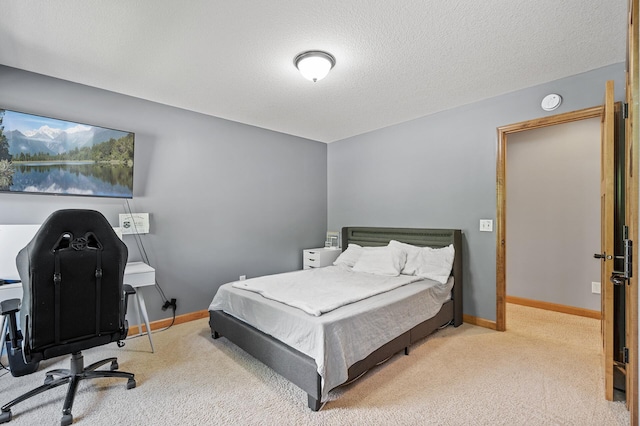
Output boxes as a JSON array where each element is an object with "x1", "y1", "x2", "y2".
[
  {"x1": 211, "y1": 265, "x2": 454, "y2": 401},
  {"x1": 231, "y1": 266, "x2": 422, "y2": 316}
]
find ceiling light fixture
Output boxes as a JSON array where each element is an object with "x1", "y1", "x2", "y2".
[{"x1": 294, "y1": 51, "x2": 336, "y2": 82}]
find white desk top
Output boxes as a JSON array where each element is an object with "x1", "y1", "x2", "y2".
[
  {"x1": 0, "y1": 225, "x2": 41, "y2": 281},
  {"x1": 0, "y1": 282, "x2": 22, "y2": 301},
  {"x1": 124, "y1": 261, "x2": 155, "y2": 275},
  {"x1": 123, "y1": 262, "x2": 156, "y2": 287}
]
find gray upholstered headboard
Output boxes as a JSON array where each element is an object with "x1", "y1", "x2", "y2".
[{"x1": 341, "y1": 226, "x2": 463, "y2": 324}]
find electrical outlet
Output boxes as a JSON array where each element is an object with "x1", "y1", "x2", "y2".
[
  {"x1": 239, "y1": 275, "x2": 246, "y2": 281},
  {"x1": 592, "y1": 282, "x2": 601, "y2": 294},
  {"x1": 162, "y1": 298, "x2": 177, "y2": 311},
  {"x1": 479, "y1": 219, "x2": 493, "y2": 232}
]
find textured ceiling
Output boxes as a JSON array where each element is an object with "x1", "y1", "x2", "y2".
[{"x1": 0, "y1": 1, "x2": 628, "y2": 143}]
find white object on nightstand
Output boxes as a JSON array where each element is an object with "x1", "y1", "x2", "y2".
[{"x1": 303, "y1": 248, "x2": 341, "y2": 269}]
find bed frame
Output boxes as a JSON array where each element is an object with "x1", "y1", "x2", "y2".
[{"x1": 209, "y1": 226, "x2": 463, "y2": 411}]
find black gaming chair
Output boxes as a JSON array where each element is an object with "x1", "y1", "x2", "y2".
[{"x1": 0, "y1": 209, "x2": 136, "y2": 426}]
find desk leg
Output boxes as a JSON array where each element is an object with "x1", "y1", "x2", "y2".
[
  {"x1": 135, "y1": 290, "x2": 155, "y2": 353},
  {"x1": 126, "y1": 294, "x2": 142, "y2": 338},
  {"x1": 132, "y1": 294, "x2": 143, "y2": 337}
]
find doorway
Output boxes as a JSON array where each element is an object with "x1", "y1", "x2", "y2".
[
  {"x1": 505, "y1": 117, "x2": 601, "y2": 316},
  {"x1": 496, "y1": 106, "x2": 604, "y2": 331}
]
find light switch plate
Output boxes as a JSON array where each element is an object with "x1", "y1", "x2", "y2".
[{"x1": 480, "y1": 219, "x2": 493, "y2": 232}]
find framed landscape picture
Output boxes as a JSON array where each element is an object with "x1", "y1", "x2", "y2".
[{"x1": 0, "y1": 108, "x2": 134, "y2": 198}]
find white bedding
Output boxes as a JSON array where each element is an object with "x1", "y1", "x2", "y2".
[
  {"x1": 231, "y1": 265, "x2": 422, "y2": 316},
  {"x1": 209, "y1": 265, "x2": 454, "y2": 401}
]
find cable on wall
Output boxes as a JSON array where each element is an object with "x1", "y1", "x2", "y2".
[{"x1": 123, "y1": 199, "x2": 176, "y2": 332}]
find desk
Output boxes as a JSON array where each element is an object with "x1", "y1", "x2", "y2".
[{"x1": 0, "y1": 262, "x2": 156, "y2": 355}]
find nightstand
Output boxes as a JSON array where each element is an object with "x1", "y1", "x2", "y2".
[{"x1": 303, "y1": 248, "x2": 341, "y2": 269}]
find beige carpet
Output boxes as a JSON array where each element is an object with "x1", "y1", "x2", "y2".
[{"x1": 0, "y1": 304, "x2": 630, "y2": 425}]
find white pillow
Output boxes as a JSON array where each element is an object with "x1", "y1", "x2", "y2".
[
  {"x1": 352, "y1": 246, "x2": 406, "y2": 276},
  {"x1": 333, "y1": 244, "x2": 363, "y2": 267},
  {"x1": 414, "y1": 244, "x2": 455, "y2": 284},
  {"x1": 388, "y1": 240, "x2": 422, "y2": 275}
]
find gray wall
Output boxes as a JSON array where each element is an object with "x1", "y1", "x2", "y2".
[
  {"x1": 506, "y1": 118, "x2": 601, "y2": 311},
  {"x1": 1, "y1": 63, "x2": 626, "y2": 324},
  {"x1": 327, "y1": 63, "x2": 626, "y2": 322},
  {"x1": 0, "y1": 65, "x2": 328, "y2": 322}
]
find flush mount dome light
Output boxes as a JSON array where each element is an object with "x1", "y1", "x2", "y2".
[{"x1": 294, "y1": 50, "x2": 336, "y2": 82}]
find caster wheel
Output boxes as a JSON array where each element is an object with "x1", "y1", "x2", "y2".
[
  {"x1": 0, "y1": 410, "x2": 12, "y2": 424},
  {"x1": 110, "y1": 361, "x2": 119, "y2": 371},
  {"x1": 44, "y1": 375, "x2": 54, "y2": 385},
  {"x1": 61, "y1": 413, "x2": 73, "y2": 426},
  {"x1": 127, "y1": 378, "x2": 136, "y2": 389}
]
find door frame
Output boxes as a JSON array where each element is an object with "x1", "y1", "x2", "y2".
[{"x1": 496, "y1": 105, "x2": 603, "y2": 331}]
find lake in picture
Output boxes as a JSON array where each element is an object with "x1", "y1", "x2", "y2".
[{"x1": 10, "y1": 162, "x2": 133, "y2": 198}]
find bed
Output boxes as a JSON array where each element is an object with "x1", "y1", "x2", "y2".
[{"x1": 208, "y1": 226, "x2": 463, "y2": 410}]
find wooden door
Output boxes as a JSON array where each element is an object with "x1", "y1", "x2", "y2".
[
  {"x1": 625, "y1": 0, "x2": 638, "y2": 421},
  {"x1": 600, "y1": 80, "x2": 615, "y2": 401}
]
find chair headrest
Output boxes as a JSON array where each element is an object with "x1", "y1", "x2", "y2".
[{"x1": 26, "y1": 209, "x2": 123, "y2": 256}]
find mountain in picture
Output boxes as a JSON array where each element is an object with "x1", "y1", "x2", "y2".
[{"x1": 6, "y1": 125, "x2": 128, "y2": 157}]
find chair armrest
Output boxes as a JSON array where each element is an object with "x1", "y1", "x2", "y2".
[
  {"x1": 0, "y1": 298, "x2": 20, "y2": 315},
  {"x1": 0, "y1": 298, "x2": 22, "y2": 350}
]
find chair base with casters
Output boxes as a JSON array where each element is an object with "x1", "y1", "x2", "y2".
[
  {"x1": 0, "y1": 283, "x2": 138, "y2": 425},
  {"x1": 0, "y1": 351, "x2": 135, "y2": 426}
]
